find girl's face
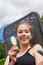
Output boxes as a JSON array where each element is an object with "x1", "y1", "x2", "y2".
[{"x1": 16, "y1": 23, "x2": 32, "y2": 45}]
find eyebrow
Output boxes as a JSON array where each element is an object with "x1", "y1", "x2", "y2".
[{"x1": 18, "y1": 28, "x2": 30, "y2": 31}]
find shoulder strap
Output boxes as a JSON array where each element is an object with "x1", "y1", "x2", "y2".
[{"x1": 28, "y1": 48, "x2": 31, "y2": 51}]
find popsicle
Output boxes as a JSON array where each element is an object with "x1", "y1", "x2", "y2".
[{"x1": 10, "y1": 36, "x2": 17, "y2": 46}]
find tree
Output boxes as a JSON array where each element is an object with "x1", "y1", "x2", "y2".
[
  {"x1": 0, "y1": 41, "x2": 6, "y2": 59},
  {"x1": 41, "y1": 15, "x2": 43, "y2": 26}
]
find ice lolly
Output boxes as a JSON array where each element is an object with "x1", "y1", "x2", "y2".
[{"x1": 10, "y1": 36, "x2": 17, "y2": 46}]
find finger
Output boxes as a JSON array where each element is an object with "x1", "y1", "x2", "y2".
[
  {"x1": 8, "y1": 51, "x2": 17, "y2": 56},
  {"x1": 10, "y1": 55, "x2": 16, "y2": 62},
  {"x1": 9, "y1": 46, "x2": 20, "y2": 51}
]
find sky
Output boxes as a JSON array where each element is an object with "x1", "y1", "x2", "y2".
[
  {"x1": 0, "y1": 0, "x2": 43, "y2": 27},
  {"x1": 0, "y1": 0, "x2": 43, "y2": 42}
]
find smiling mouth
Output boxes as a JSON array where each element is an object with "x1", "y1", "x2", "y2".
[{"x1": 20, "y1": 37, "x2": 28, "y2": 41}]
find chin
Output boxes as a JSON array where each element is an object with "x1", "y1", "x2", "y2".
[
  {"x1": 23, "y1": 43, "x2": 29, "y2": 46},
  {"x1": 22, "y1": 42, "x2": 29, "y2": 45}
]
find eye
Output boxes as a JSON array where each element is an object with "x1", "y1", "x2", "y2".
[
  {"x1": 18, "y1": 30, "x2": 23, "y2": 33},
  {"x1": 25, "y1": 29, "x2": 30, "y2": 33}
]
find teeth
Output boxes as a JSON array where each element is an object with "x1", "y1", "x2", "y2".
[
  {"x1": 10, "y1": 36, "x2": 17, "y2": 46},
  {"x1": 21, "y1": 38, "x2": 27, "y2": 41}
]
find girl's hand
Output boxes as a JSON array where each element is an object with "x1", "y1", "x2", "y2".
[{"x1": 8, "y1": 46, "x2": 20, "y2": 63}]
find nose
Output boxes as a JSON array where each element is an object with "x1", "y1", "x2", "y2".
[
  {"x1": 22, "y1": 31, "x2": 26, "y2": 36},
  {"x1": 21, "y1": 31, "x2": 27, "y2": 38}
]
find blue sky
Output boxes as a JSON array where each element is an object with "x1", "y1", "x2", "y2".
[{"x1": 0, "y1": 0, "x2": 43, "y2": 42}]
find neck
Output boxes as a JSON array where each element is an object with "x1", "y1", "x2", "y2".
[{"x1": 20, "y1": 43, "x2": 31, "y2": 52}]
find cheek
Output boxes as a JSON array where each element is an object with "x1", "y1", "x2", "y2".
[
  {"x1": 16, "y1": 34, "x2": 21, "y2": 40},
  {"x1": 28, "y1": 32, "x2": 31, "y2": 36},
  {"x1": 17, "y1": 34, "x2": 21, "y2": 37},
  {"x1": 27, "y1": 32, "x2": 31, "y2": 36},
  {"x1": 27, "y1": 33, "x2": 32, "y2": 39}
]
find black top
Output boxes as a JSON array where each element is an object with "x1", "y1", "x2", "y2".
[{"x1": 15, "y1": 48, "x2": 35, "y2": 65}]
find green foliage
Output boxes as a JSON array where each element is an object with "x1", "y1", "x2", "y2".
[
  {"x1": 0, "y1": 58, "x2": 6, "y2": 65},
  {"x1": 40, "y1": 16, "x2": 43, "y2": 26},
  {"x1": 0, "y1": 41, "x2": 6, "y2": 59}
]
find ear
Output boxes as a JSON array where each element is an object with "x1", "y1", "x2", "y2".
[
  {"x1": 31, "y1": 35, "x2": 32, "y2": 39},
  {"x1": 30, "y1": 34, "x2": 32, "y2": 39}
]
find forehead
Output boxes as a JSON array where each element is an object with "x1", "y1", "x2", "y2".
[{"x1": 17, "y1": 23, "x2": 31, "y2": 30}]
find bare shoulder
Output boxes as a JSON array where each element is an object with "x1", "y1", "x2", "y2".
[
  {"x1": 33, "y1": 44, "x2": 42, "y2": 51},
  {"x1": 32, "y1": 44, "x2": 43, "y2": 65}
]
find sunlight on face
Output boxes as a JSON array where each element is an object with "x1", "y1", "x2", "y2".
[{"x1": 16, "y1": 23, "x2": 32, "y2": 45}]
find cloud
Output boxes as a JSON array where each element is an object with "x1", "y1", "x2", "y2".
[{"x1": 0, "y1": 0, "x2": 43, "y2": 27}]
